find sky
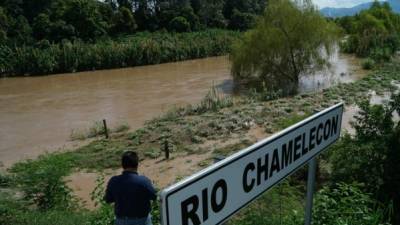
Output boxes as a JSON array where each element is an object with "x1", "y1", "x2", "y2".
[{"x1": 312, "y1": 0, "x2": 385, "y2": 8}]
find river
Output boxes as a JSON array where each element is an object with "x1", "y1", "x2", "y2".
[{"x1": 0, "y1": 52, "x2": 365, "y2": 167}]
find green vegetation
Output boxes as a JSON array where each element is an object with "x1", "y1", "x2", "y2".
[
  {"x1": 230, "y1": 182, "x2": 304, "y2": 225},
  {"x1": 0, "y1": 0, "x2": 265, "y2": 45},
  {"x1": 313, "y1": 183, "x2": 390, "y2": 225},
  {"x1": 338, "y1": 1, "x2": 400, "y2": 62},
  {"x1": 1, "y1": 29, "x2": 240, "y2": 76},
  {"x1": 2, "y1": 58, "x2": 400, "y2": 224},
  {"x1": 230, "y1": 0, "x2": 339, "y2": 95},
  {"x1": 362, "y1": 57, "x2": 376, "y2": 70},
  {"x1": 0, "y1": 0, "x2": 269, "y2": 75},
  {"x1": 70, "y1": 121, "x2": 130, "y2": 141},
  {"x1": 2, "y1": 1, "x2": 400, "y2": 225},
  {"x1": 329, "y1": 95, "x2": 400, "y2": 223}
]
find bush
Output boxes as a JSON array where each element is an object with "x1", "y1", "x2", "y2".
[
  {"x1": 329, "y1": 94, "x2": 400, "y2": 223},
  {"x1": 10, "y1": 153, "x2": 77, "y2": 210},
  {"x1": 362, "y1": 58, "x2": 375, "y2": 70},
  {"x1": 168, "y1": 17, "x2": 191, "y2": 32},
  {"x1": 0, "y1": 172, "x2": 12, "y2": 187},
  {"x1": 313, "y1": 183, "x2": 389, "y2": 225}
]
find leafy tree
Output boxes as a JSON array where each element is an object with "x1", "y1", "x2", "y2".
[
  {"x1": 0, "y1": 7, "x2": 9, "y2": 44},
  {"x1": 223, "y1": 0, "x2": 265, "y2": 20},
  {"x1": 112, "y1": 7, "x2": 137, "y2": 34},
  {"x1": 135, "y1": 0, "x2": 157, "y2": 30},
  {"x1": 340, "y1": 1, "x2": 400, "y2": 62},
  {"x1": 32, "y1": 13, "x2": 51, "y2": 40},
  {"x1": 197, "y1": 0, "x2": 227, "y2": 28},
  {"x1": 7, "y1": 15, "x2": 33, "y2": 45},
  {"x1": 230, "y1": 0, "x2": 339, "y2": 95},
  {"x1": 156, "y1": 1, "x2": 199, "y2": 31},
  {"x1": 228, "y1": 9, "x2": 257, "y2": 30},
  {"x1": 20, "y1": 0, "x2": 54, "y2": 22},
  {"x1": 63, "y1": 0, "x2": 108, "y2": 40},
  {"x1": 117, "y1": 0, "x2": 134, "y2": 10},
  {"x1": 169, "y1": 16, "x2": 191, "y2": 32}
]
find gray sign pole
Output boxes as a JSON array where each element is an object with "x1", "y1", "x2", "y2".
[{"x1": 304, "y1": 157, "x2": 317, "y2": 225}]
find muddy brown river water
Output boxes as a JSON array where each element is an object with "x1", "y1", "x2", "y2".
[{"x1": 0, "y1": 52, "x2": 365, "y2": 167}]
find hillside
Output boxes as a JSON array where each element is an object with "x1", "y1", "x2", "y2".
[{"x1": 321, "y1": 0, "x2": 400, "y2": 17}]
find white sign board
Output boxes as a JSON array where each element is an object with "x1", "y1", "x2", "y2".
[{"x1": 160, "y1": 103, "x2": 344, "y2": 225}]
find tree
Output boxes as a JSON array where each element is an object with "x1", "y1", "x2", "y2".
[
  {"x1": 230, "y1": 0, "x2": 339, "y2": 95},
  {"x1": 0, "y1": 7, "x2": 9, "y2": 44},
  {"x1": 169, "y1": 16, "x2": 191, "y2": 32},
  {"x1": 112, "y1": 7, "x2": 137, "y2": 34},
  {"x1": 197, "y1": 0, "x2": 227, "y2": 28},
  {"x1": 228, "y1": 9, "x2": 257, "y2": 30},
  {"x1": 117, "y1": 0, "x2": 133, "y2": 10},
  {"x1": 62, "y1": 0, "x2": 108, "y2": 40},
  {"x1": 223, "y1": 0, "x2": 266, "y2": 20},
  {"x1": 32, "y1": 13, "x2": 51, "y2": 40},
  {"x1": 156, "y1": 1, "x2": 199, "y2": 31},
  {"x1": 7, "y1": 15, "x2": 33, "y2": 45},
  {"x1": 135, "y1": 0, "x2": 157, "y2": 30},
  {"x1": 340, "y1": 1, "x2": 400, "y2": 61}
]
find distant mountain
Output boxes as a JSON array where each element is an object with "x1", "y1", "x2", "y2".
[{"x1": 321, "y1": 0, "x2": 400, "y2": 17}]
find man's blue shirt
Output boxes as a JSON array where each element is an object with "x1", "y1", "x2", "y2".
[{"x1": 105, "y1": 171, "x2": 157, "y2": 218}]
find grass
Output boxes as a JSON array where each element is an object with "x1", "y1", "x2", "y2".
[
  {"x1": 212, "y1": 139, "x2": 253, "y2": 157},
  {"x1": 70, "y1": 120, "x2": 130, "y2": 141},
  {"x1": 275, "y1": 112, "x2": 312, "y2": 130},
  {"x1": 229, "y1": 181, "x2": 304, "y2": 225}
]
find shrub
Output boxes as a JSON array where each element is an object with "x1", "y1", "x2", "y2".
[
  {"x1": 10, "y1": 153, "x2": 76, "y2": 210},
  {"x1": 362, "y1": 58, "x2": 375, "y2": 70},
  {"x1": 329, "y1": 94, "x2": 400, "y2": 223},
  {"x1": 313, "y1": 183, "x2": 389, "y2": 225},
  {"x1": 0, "y1": 172, "x2": 12, "y2": 187}
]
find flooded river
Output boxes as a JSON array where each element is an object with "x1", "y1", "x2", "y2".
[{"x1": 0, "y1": 52, "x2": 365, "y2": 167}]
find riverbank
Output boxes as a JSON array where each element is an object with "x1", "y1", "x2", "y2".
[
  {"x1": 1, "y1": 58, "x2": 399, "y2": 224},
  {"x1": 0, "y1": 51, "x2": 363, "y2": 168},
  {"x1": 0, "y1": 56, "x2": 232, "y2": 167},
  {"x1": 0, "y1": 29, "x2": 241, "y2": 76}
]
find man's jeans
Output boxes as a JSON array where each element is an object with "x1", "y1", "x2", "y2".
[{"x1": 115, "y1": 215, "x2": 152, "y2": 225}]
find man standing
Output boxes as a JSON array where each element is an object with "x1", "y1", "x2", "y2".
[{"x1": 105, "y1": 151, "x2": 157, "y2": 225}]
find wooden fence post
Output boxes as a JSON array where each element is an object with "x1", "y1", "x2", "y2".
[{"x1": 103, "y1": 119, "x2": 109, "y2": 139}]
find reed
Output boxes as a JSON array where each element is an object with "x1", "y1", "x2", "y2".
[{"x1": 0, "y1": 29, "x2": 241, "y2": 76}]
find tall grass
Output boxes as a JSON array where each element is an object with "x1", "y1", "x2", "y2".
[{"x1": 0, "y1": 29, "x2": 241, "y2": 76}]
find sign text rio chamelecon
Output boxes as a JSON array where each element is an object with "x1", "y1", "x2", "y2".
[{"x1": 160, "y1": 103, "x2": 344, "y2": 225}]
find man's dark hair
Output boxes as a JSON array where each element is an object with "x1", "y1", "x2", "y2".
[{"x1": 122, "y1": 151, "x2": 139, "y2": 169}]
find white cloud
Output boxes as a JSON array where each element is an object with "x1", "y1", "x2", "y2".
[{"x1": 313, "y1": 0, "x2": 385, "y2": 8}]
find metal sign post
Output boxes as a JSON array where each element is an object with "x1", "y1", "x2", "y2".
[
  {"x1": 160, "y1": 103, "x2": 343, "y2": 225},
  {"x1": 304, "y1": 157, "x2": 317, "y2": 225}
]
